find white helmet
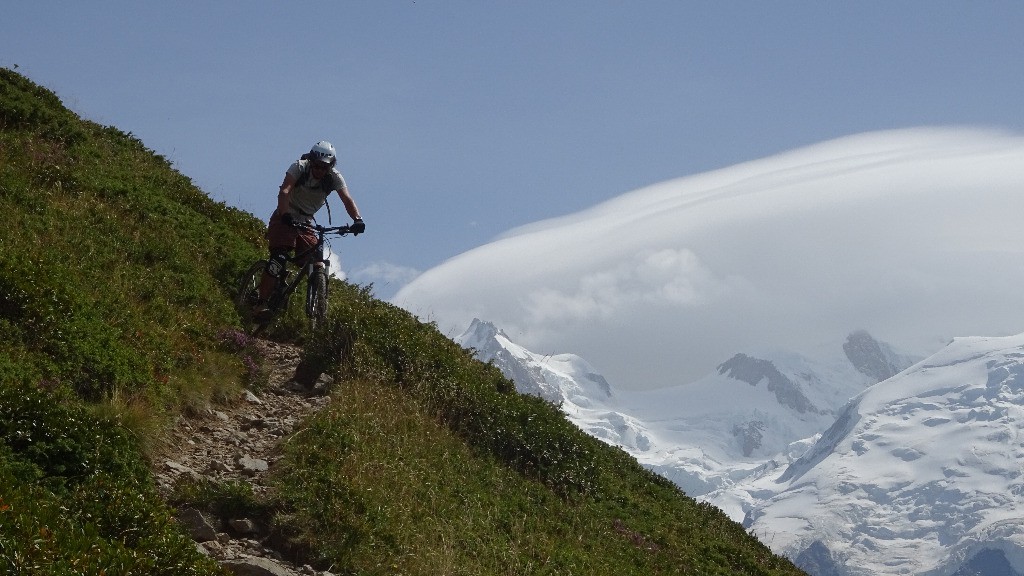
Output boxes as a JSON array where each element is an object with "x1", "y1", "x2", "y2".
[{"x1": 308, "y1": 140, "x2": 337, "y2": 167}]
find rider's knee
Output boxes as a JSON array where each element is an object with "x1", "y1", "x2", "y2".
[{"x1": 266, "y1": 251, "x2": 289, "y2": 278}]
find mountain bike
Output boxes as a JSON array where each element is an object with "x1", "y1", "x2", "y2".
[{"x1": 236, "y1": 222, "x2": 354, "y2": 336}]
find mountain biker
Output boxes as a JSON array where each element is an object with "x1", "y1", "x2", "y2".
[{"x1": 255, "y1": 140, "x2": 365, "y2": 314}]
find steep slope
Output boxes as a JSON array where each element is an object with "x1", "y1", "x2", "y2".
[
  {"x1": 0, "y1": 69, "x2": 809, "y2": 575},
  {"x1": 1, "y1": 67, "x2": 264, "y2": 575},
  {"x1": 734, "y1": 334, "x2": 1024, "y2": 576},
  {"x1": 0, "y1": 68, "x2": 265, "y2": 397}
]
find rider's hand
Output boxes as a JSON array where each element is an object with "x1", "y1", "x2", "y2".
[
  {"x1": 280, "y1": 212, "x2": 294, "y2": 227},
  {"x1": 351, "y1": 218, "x2": 365, "y2": 235}
]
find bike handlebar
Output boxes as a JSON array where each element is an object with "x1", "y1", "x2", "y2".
[{"x1": 291, "y1": 222, "x2": 355, "y2": 235}]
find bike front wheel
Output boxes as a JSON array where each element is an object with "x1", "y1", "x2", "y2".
[{"x1": 307, "y1": 268, "x2": 328, "y2": 331}]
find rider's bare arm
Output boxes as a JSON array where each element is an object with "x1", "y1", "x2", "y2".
[
  {"x1": 277, "y1": 173, "x2": 296, "y2": 215},
  {"x1": 337, "y1": 187, "x2": 362, "y2": 221}
]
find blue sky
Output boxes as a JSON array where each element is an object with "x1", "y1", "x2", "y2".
[{"x1": 3, "y1": 2, "x2": 1023, "y2": 302}]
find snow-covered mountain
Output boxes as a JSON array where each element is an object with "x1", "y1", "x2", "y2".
[
  {"x1": 460, "y1": 320, "x2": 889, "y2": 487},
  {"x1": 458, "y1": 318, "x2": 918, "y2": 499},
  {"x1": 456, "y1": 318, "x2": 613, "y2": 406},
  {"x1": 456, "y1": 319, "x2": 662, "y2": 454},
  {"x1": 457, "y1": 320, "x2": 1024, "y2": 574},
  {"x1": 714, "y1": 333, "x2": 1024, "y2": 576},
  {"x1": 611, "y1": 340, "x2": 901, "y2": 497}
]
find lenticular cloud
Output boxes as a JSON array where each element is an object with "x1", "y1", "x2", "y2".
[{"x1": 394, "y1": 128, "x2": 1024, "y2": 390}]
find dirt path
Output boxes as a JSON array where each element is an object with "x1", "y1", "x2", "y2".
[{"x1": 152, "y1": 339, "x2": 335, "y2": 576}]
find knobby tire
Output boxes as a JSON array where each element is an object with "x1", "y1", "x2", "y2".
[
  {"x1": 308, "y1": 269, "x2": 328, "y2": 331},
  {"x1": 237, "y1": 260, "x2": 270, "y2": 335}
]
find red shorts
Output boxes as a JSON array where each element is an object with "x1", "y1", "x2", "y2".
[{"x1": 266, "y1": 211, "x2": 318, "y2": 262}]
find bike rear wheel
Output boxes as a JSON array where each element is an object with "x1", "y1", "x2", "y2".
[
  {"x1": 237, "y1": 260, "x2": 269, "y2": 334},
  {"x1": 307, "y1": 268, "x2": 328, "y2": 331}
]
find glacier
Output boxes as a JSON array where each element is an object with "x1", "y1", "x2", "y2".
[
  {"x1": 458, "y1": 319, "x2": 1024, "y2": 575},
  {"x1": 731, "y1": 334, "x2": 1024, "y2": 576}
]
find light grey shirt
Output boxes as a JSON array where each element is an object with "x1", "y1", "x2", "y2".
[{"x1": 285, "y1": 159, "x2": 348, "y2": 219}]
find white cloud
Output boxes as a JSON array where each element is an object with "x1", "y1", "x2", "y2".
[
  {"x1": 350, "y1": 261, "x2": 422, "y2": 297},
  {"x1": 393, "y1": 128, "x2": 1024, "y2": 390},
  {"x1": 325, "y1": 247, "x2": 346, "y2": 280},
  {"x1": 522, "y1": 248, "x2": 720, "y2": 324}
]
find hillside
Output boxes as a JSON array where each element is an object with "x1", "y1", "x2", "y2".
[{"x1": 0, "y1": 68, "x2": 807, "y2": 575}]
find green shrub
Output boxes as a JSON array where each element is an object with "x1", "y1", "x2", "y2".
[
  {"x1": 0, "y1": 384, "x2": 224, "y2": 575},
  {"x1": 0, "y1": 68, "x2": 86, "y2": 144},
  {"x1": 0, "y1": 383, "x2": 147, "y2": 487}
]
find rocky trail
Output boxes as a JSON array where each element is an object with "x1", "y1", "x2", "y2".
[{"x1": 152, "y1": 339, "x2": 336, "y2": 576}]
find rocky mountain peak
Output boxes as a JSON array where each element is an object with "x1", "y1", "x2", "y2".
[
  {"x1": 462, "y1": 318, "x2": 503, "y2": 350},
  {"x1": 717, "y1": 353, "x2": 818, "y2": 414},
  {"x1": 842, "y1": 329, "x2": 903, "y2": 382}
]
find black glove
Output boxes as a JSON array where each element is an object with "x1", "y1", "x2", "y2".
[
  {"x1": 351, "y1": 218, "x2": 365, "y2": 235},
  {"x1": 280, "y1": 212, "x2": 294, "y2": 227}
]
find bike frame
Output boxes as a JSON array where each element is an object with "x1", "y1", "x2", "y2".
[{"x1": 267, "y1": 223, "x2": 351, "y2": 314}]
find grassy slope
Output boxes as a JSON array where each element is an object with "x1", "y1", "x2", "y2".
[{"x1": 0, "y1": 69, "x2": 806, "y2": 575}]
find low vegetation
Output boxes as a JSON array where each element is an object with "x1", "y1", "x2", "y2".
[{"x1": 0, "y1": 68, "x2": 806, "y2": 575}]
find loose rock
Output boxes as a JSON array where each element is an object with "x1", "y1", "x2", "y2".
[{"x1": 153, "y1": 340, "x2": 335, "y2": 576}]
